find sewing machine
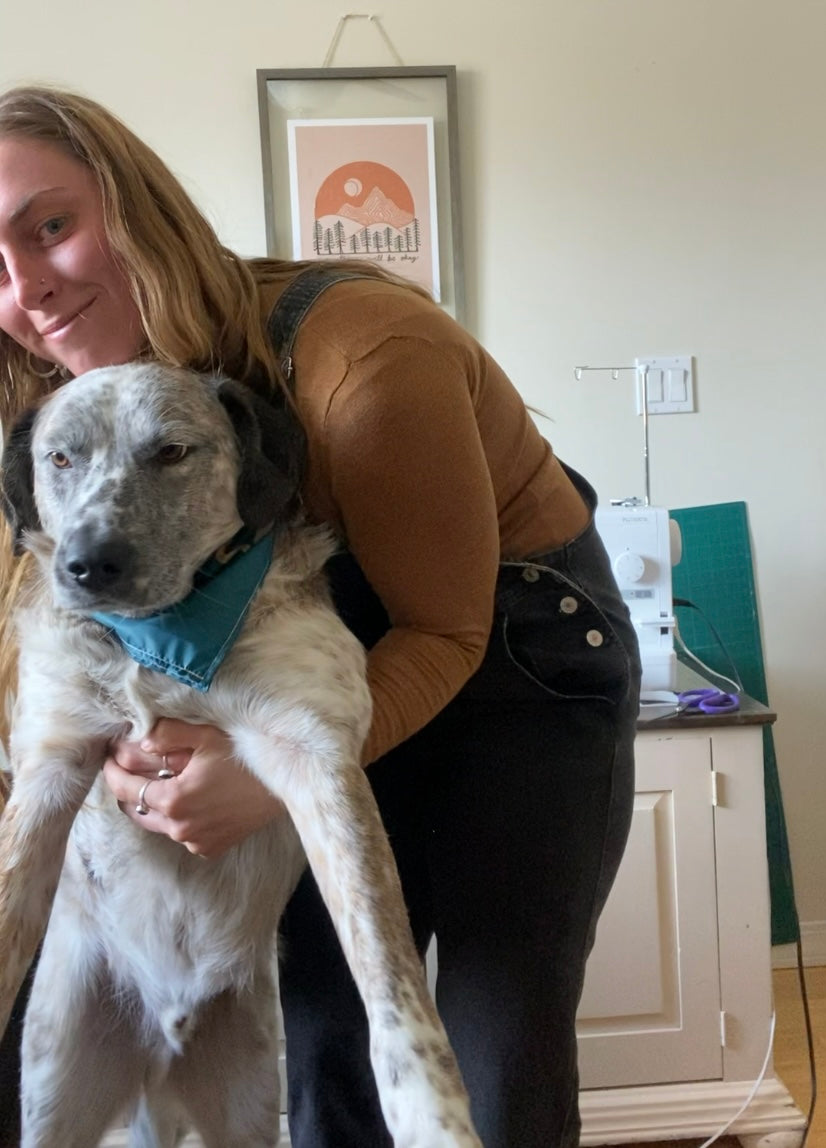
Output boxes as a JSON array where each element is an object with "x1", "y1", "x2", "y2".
[{"x1": 594, "y1": 499, "x2": 680, "y2": 693}]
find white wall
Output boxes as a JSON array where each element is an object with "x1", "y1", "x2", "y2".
[{"x1": 2, "y1": 1, "x2": 823, "y2": 942}]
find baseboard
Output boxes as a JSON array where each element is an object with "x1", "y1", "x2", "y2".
[
  {"x1": 772, "y1": 919, "x2": 826, "y2": 968},
  {"x1": 579, "y1": 1077, "x2": 806, "y2": 1142}
]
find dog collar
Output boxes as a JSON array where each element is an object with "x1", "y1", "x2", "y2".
[{"x1": 91, "y1": 530, "x2": 275, "y2": 691}]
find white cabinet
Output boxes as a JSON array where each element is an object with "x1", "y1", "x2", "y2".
[
  {"x1": 576, "y1": 711, "x2": 807, "y2": 1144},
  {"x1": 577, "y1": 734, "x2": 723, "y2": 1087}
]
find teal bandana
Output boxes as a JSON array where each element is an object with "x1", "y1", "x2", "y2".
[{"x1": 91, "y1": 531, "x2": 275, "y2": 691}]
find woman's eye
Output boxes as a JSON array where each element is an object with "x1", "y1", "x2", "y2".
[
  {"x1": 48, "y1": 451, "x2": 71, "y2": 469},
  {"x1": 40, "y1": 216, "x2": 67, "y2": 240},
  {"x1": 157, "y1": 443, "x2": 189, "y2": 464}
]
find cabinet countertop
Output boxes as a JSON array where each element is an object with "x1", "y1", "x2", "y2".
[{"x1": 637, "y1": 690, "x2": 775, "y2": 731}]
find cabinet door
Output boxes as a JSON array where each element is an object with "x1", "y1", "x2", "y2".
[{"x1": 576, "y1": 734, "x2": 723, "y2": 1088}]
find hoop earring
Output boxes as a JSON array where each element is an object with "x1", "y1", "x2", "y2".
[{"x1": 25, "y1": 351, "x2": 60, "y2": 380}]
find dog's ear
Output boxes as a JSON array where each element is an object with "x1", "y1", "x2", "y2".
[
  {"x1": 216, "y1": 380, "x2": 307, "y2": 531},
  {"x1": 0, "y1": 408, "x2": 42, "y2": 555}
]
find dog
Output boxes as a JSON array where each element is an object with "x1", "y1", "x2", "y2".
[{"x1": 0, "y1": 362, "x2": 481, "y2": 1148}]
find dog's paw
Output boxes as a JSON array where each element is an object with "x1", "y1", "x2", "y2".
[
  {"x1": 390, "y1": 1114, "x2": 482, "y2": 1148},
  {"x1": 378, "y1": 1068, "x2": 481, "y2": 1148}
]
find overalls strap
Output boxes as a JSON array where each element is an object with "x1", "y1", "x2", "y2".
[{"x1": 266, "y1": 267, "x2": 376, "y2": 383}]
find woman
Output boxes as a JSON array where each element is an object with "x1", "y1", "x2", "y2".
[{"x1": 0, "y1": 85, "x2": 640, "y2": 1148}]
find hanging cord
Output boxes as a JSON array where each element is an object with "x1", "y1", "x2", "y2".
[
  {"x1": 322, "y1": 14, "x2": 405, "y2": 68},
  {"x1": 693, "y1": 939, "x2": 815, "y2": 1147},
  {"x1": 672, "y1": 600, "x2": 744, "y2": 695},
  {"x1": 771, "y1": 713, "x2": 818, "y2": 1147},
  {"x1": 792, "y1": 924, "x2": 818, "y2": 1148},
  {"x1": 697, "y1": 1013, "x2": 775, "y2": 1148}
]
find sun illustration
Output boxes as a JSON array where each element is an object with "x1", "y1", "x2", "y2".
[{"x1": 314, "y1": 161, "x2": 414, "y2": 218}]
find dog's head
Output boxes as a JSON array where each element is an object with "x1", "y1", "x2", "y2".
[{"x1": 0, "y1": 362, "x2": 306, "y2": 616}]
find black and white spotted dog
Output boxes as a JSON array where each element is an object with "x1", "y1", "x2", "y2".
[{"x1": 0, "y1": 362, "x2": 481, "y2": 1148}]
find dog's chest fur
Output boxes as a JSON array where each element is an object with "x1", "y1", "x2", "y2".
[{"x1": 15, "y1": 526, "x2": 368, "y2": 1046}]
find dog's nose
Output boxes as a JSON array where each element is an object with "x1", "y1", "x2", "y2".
[{"x1": 64, "y1": 536, "x2": 134, "y2": 592}]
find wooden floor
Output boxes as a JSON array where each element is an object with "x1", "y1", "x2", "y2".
[{"x1": 771, "y1": 964, "x2": 823, "y2": 1146}]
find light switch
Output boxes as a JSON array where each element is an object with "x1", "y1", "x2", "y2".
[
  {"x1": 667, "y1": 368, "x2": 687, "y2": 403},
  {"x1": 635, "y1": 356, "x2": 695, "y2": 414},
  {"x1": 647, "y1": 369, "x2": 664, "y2": 402}
]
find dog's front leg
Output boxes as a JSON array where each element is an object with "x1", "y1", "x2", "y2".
[
  {"x1": 0, "y1": 737, "x2": 105, "y2": 1037},
  {"x1": 237, "y1": 729, "x2": 481, "y2": 1148}
]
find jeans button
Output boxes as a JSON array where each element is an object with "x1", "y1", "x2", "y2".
[
  {"x1": 560, "y1": 595, "x2": 578, "y2": 615},
  {"x1": 522, "y1": 567, "x2": 540, "y2": 583},
  {"x1": 586, "y1": 629, "x2": 604, "y2": 647}
]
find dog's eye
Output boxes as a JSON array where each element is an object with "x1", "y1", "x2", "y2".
[
  {"x1": 47, "y1": 451, "x2": 72, "y2": 470},
  {"x1": 157, "y1": 444, "x2": 189, "y2": 465}
]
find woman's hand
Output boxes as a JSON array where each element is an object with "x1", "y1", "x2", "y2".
[{"x1": 102, "y1": 719, "x2": 286, "y2": 859}]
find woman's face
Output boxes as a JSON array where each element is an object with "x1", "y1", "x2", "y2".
[{"x1": 0, "y1": 136, "x2": 145, "y2": 377}]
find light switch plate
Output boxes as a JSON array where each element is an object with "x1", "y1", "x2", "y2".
[{"x1": 635, "y1": 356, "x2": 695, "y2": 414}]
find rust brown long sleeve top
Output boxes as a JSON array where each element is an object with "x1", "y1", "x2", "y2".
[{"x1": 261, "y1": 277, "x2": 589, "y2": 764}]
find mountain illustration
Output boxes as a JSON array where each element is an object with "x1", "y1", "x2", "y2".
[{"x1": 335, "y1": 186, "x2": 415, "y2": 230}]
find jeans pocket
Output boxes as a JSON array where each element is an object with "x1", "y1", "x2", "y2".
[{"x1": 501, "y1": 567, "x2": 631, "y2": 705}]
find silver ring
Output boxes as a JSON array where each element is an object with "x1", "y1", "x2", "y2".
[
  {"x1": 135, "y1": 778, "x2": 153, "y2": 816},
  {"x1": 158, "y1": 754, "x2": 176, "y2": 780}
]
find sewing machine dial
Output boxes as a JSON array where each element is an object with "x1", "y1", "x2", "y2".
[
  {"x1": 613, "y1": 551, "x2": 647, "y2": 583},
  {"x1": 594, "y1": 504, "x2": 676, "y2": 692}
]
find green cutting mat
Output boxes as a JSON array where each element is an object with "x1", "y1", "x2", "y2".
[{"x1": 669, "y1": 502, "x2": 798, "y2": 945}]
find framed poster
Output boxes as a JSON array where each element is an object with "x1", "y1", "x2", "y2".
[
  {"x1": 286, "y1": 117, "x2": 440, "y2": 298},
  {"x1": 257, "y1": 66, "x2": 465, "y2": 322}
]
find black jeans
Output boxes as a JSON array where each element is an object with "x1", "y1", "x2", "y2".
[
  {"x1": 279, "y1": 466, "x2": 641, "y2": 1148},
  {"x1": 0, "y1": 957, "x2": 35, "y2": 1148}
]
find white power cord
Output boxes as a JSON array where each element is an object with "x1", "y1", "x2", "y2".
[{"x1": 697, "y1": 1011, "x2": 776, "y2": 1148}]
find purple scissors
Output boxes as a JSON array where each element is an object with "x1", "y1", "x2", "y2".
[{"x1": 677, "y1": 687, "x2": 740, "y2": 715}]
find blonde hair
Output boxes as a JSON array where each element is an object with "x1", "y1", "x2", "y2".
[{"x1": 0, "y1": 85, "x2": 428, "y2": 753}]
